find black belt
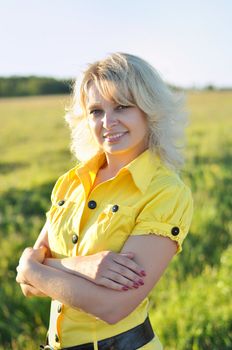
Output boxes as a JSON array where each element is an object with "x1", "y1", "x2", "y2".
[{"x1": 40, "y1": 317, "x2": 154, "y2": 350}]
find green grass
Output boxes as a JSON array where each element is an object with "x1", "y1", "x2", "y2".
[
  {"x1": 0, "y1": 95, "x2": 75, "y2": 191},
  {"x1": 0, "y1": 91, "x2": 231, "y2": 349}
]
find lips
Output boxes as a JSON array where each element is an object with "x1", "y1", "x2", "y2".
[{"x1": 103, "y1": 131, "x2": 128, "y2": 142}]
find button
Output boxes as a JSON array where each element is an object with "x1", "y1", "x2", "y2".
[
  {"x1": 88, "y1": 200, "x2": 97, "y2": 209},
  {"x1": 55, "y1": 334, "x2": 59, "y2": 342},
  {"x1": 72, "y1": 234, "x2": 78, "y2": 244},
  {"x1": 57, "y1": 304, "x2": 62, "y2": 313},
  {"x1": 171, "y1": 227, "x2": 180, "y2": 236},
  {"x1": 112, "y1": 205, "x2": 119, "y2": 212},
  {"x1": 58, "y1": 200, "x2": 65, "y2": 206}
]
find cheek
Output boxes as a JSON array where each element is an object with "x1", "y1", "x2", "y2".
[
  {"x1": 140, "y1": 116, "x2": 149, "y2": 134},
  {"x1": 88, "y1": 119, "x2": 102, "y2": 139},
  {"x1": 134, "y1": 115, "x2": 149, "y2": 137}
]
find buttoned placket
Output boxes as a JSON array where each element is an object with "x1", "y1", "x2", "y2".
[
  {"x1": 51, "y1": 155, "x2": 145, "y2": 348},
  {"x1": 71, "y1": 167, "x2": 118, "y2": 349},
  {"x1": 50, "y1": 170, "x2": 87, "y2": 347},
  {"x1": 72, "y1": 168, "x2": 97, "y2": 255}
]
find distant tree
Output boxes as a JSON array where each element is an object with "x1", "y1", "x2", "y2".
[
  {"x1": 205, "y1": 84, "x2": 216, "y2": 91},
  {"x1": 0, "y1": 76, "x2": 72, "y2": 97}
]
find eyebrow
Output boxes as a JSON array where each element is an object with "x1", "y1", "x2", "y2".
[{"x1": 87, "y1": 103, "x2": 102, "y2": 110}]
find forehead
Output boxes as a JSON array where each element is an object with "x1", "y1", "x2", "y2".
[
  {"x1": 85, "y1": 79, "x2": 136, "y2": 110},
  {"x1": 87, "y1": 84, "x2": 102, "y2": 103},
  {"x1": 86, "y1": 83, "x2": 115, "y2": 108}
]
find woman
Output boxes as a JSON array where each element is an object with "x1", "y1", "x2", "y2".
[{"x1": 16, "y1": 53, "x2": 193, "y2": 350}]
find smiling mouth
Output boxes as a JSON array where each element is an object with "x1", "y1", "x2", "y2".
[{"x1": 103, "y1": 132, "x2": 128, "y2": 142}]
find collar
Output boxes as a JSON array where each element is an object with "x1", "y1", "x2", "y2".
[
  {"x1": 123, "y1": 149, "x2": 161, "y2": 193},
  {"x1": 75, "y1": 149, "x2": 161, "y2": 194},
  {"x1": 74, "y1": 152, "x2": 106, "y2": 190}
]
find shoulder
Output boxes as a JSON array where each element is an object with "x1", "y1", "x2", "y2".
[
  {"x1": 141, "y1": 163, "x2": 193, "y2": 235},
  {"x1": 148, "y1": 163, "x2": 192, "y2": 200},
  {"x1": 132, "y1": 165, "x2": 193, "y2": 253}
]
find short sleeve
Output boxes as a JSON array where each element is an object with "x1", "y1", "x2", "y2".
[{"x1": 131, "y1": 183, "x2": 193, "y2": 253}]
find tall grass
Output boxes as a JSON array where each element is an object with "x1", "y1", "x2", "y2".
[{"x1": 0, "y1": 91, "x2": 231, "y2": 349}]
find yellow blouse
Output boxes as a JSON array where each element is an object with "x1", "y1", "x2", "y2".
[{"x1": 46, "y1": 149, "x2": 193, "y2": 350}]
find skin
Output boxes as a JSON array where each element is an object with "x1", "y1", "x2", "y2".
[
  {"x1": 19, "y1": 222, "x2": 146, "y2": 295},
  {"x1": 87, "y1": 83, "x2": 149, "y2": 177},
  {"x1": 16, "y1": 83, "x2": 177, "y2": 324},
  {"x1": 17, "y1": 235, "x2": 176, "y2": 324}
]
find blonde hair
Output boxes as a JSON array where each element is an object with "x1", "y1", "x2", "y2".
[{"x1": 65, "y1": 52, "x2": 188, "y2": 170}]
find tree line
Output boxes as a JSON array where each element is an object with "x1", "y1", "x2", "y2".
[
  {"x1": 0, "y1": 76, "x2": 232, "y2": 98},
  {"x1": 1, "y1": 77, "x2": 231, "y2": 98},
  {"x1": 0, "y1": 76, "x2": 72, "y2": 97}
]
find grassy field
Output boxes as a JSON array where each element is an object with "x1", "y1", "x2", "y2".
[{"x1": 0, "y1": 91, "x2": 231, "y2": 349}]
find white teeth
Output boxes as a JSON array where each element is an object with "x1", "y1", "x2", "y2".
[{"x1": 104, "y1": 132, "x2": 126, "y2": 141}]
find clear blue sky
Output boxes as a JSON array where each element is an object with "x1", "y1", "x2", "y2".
[{"x1": 0, "y1": 0, "x2": 231, "y2": 88}]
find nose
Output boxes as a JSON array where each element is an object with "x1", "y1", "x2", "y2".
[{"x1": 102, "y1": 111, "x2": 118, "y2": 129}]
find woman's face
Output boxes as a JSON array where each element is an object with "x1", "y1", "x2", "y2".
[{"x1": 86, "y1": 84, "x2": 149, "y2": 161}]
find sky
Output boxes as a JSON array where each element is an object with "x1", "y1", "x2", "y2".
[{"x1": 0, "y1": 0, "x2": 231, "y2": 88}]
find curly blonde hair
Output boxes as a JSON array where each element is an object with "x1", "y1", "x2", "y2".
[{"x1": 65, "y1": 52, "x2": 188, "y2": 171}]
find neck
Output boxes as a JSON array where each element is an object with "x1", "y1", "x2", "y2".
[{"x1": 103, "y1": 148, "x2": 148, "y2": 176}]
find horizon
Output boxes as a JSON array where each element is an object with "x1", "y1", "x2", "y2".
[{"x1": 1, "y1": 75, "x2": 231, "y2": 91}]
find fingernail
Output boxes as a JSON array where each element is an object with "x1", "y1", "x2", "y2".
[
  {"x1": 138, "y1": 279, "x2": 144, "y2": 285},
  {"x1": 133, "y1": 282, "x2": 139, "y2": 288},
  {"x1": 122, "y1": 286, "x2": 129, "y2": 291},
  {"x1": 140, "y1": 270, "x2": 146, "y2": 276}
]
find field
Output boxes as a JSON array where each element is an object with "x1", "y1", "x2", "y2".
[{"x1": 0, "y1": 91, "x2": 231, "y2": 349}]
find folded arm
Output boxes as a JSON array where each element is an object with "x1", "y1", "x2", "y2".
[
  {"x1": 19, "y1": 222, "x2": 147, "y2": 298},
  {"x1": 17, "y1": 233, "x2": 176, "y2": 324}
]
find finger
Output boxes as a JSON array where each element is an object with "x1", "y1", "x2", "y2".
[
  {"x1": 120, "y1": 252, "x2": 134, "y2": 259},
  {"x1": 41, "y1": 245, "x2": 52, "y2": 259},
  {"x1": 44, "y1": 246, "x2": 52, "y2": 258},
  {"x1": 103, "y1": 270, "x2": 140, "y2": 289},
  {"x1": 23, "y1": 247, "x2": 33, "y2": 254},
  {"x1": 20, "y1": 283, "x2": 43, "y2": 297},
  {"x1": 16, "y1": 274, "x2": 26, "y2": 284},
  {"x1": 39, "y1": 245, "x2": 48, "y2": 253},
  {"x1": 99, "y1": 277, "x2": 130, "y2": 291},
  {"x1": 16, "y1": 264, "x2": 22, "y2": 272},
  {"x1": 112, "y1": 254, "x2": 146, "y2": 277},
  {"x1": 39, "y1": 246, "x2": 48, "y2": 257},
  {"x1": 108, "y1": 264, "x2": 144, "y2": 286},
  {"x1": 21, "y1": 283, "x2": 43, "y2": 295}
]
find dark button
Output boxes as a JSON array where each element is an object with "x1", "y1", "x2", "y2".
[
  {"x1": 55, "y1": 334, "x2": 59, "y2": 342},
  {"x1": 72, "y1": 234, "x2": 78, "y2": 244},
  {"x1": 88, "y1": 200, "x2": 97, "y2": 209},
  {"x1": 112, "y1": 205, "x2": 119, "y2": 212},
  {"x1": 58, "y1": 200, "x2": 65, "y2": 206},
  {"x1": 57, "y1": 304, "x2": 62, "y2": 313},
  {"x1": 171, "y1": 226, "x2": 180, "y2": 236}
]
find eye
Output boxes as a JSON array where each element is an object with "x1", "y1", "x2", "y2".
[
  {"x1": 89, "y1": 109, "x2": 103, "y2": 117},
  {"x1": 115, "y1": 105, "x2": 130, "y2": 111}
]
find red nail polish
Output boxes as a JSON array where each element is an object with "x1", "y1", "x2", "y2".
[
  {"x1": 122, "y1": 286, "x2": 129, "y2": 291},
  {"x1": 141, "y1": 270, "x2": 146, "y2": 276},
  {"x1": 139, "y1": 279, "x2": 144, "y2": 285},
  {"x1": 133, "y1": 282, "x2": 139, "y2": 288}
]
